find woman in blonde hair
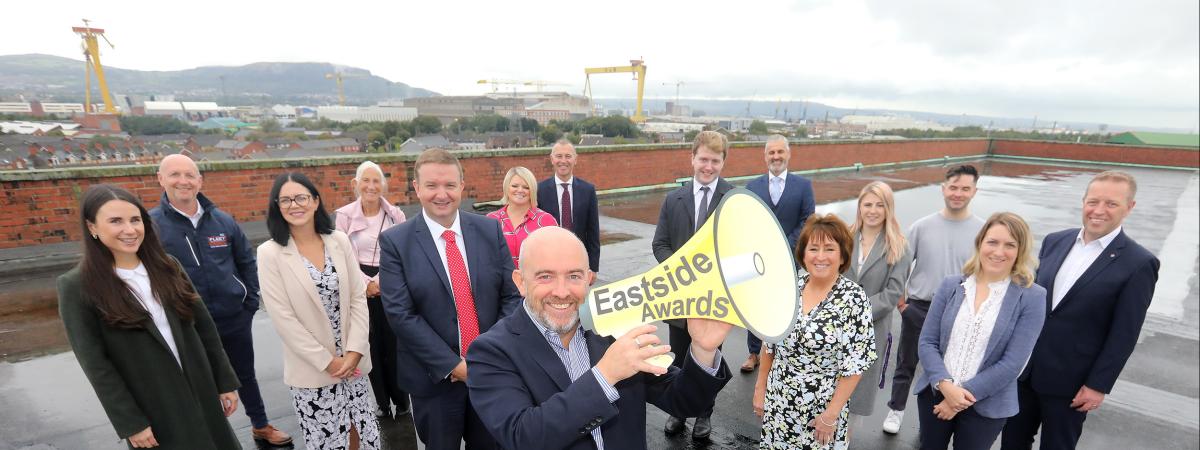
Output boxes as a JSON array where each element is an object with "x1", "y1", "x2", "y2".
[
  {"x1": 913, "y1": 212, "x2": 1047, "y2": 450},
  {"x1": 486, "y1": 166, "x2": 557, "y2": 267},
  {"x1": 844, "y1": 181, "x2": 912, "y2": 428}
]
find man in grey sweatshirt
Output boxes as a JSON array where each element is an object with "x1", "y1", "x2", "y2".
[{"x1": 882, "y1": 165, "x2": 986, "y2": 435}]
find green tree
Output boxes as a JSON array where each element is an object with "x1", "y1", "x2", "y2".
[
  {"x1": 684, "y1": 130, "x2": 700, "y2": 141},
  {"x1": 367, "y1": 130, "x2": 386, "y2": 147},
  {"x1": 749, "y1": 120, "x2": 769, "y2": 135},
  {"x1": 515, "y1": 117, "x2": 541, "y2": 133},
  {"x1": 412, "y1": 116, "x2": 443, "y2": 135},
  {"x1": 259, "y1": 118, "x2": 283, "y2": 133},
  {"x1": 539, "y1": 125, "x2": 562, "y2": 145}
]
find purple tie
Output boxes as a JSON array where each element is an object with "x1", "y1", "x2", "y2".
[{"x1": 560, "y1": 183, "x2": 573, "y2": 231}]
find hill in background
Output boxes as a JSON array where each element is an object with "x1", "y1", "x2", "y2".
[{"x1": 0, "y1": 53, "x2": 438, "y2": 106}]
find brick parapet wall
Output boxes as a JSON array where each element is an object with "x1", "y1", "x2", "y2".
[
  {"x1": 991, "y1": 139, "x2": 1199, "y2": 168},
  {"x1": 1, "y1": 138, "x2": 1191, "y2": 250}
]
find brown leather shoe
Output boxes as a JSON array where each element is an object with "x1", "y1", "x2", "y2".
[
  {"x1": 740, "y1": 354, "x2": 759, "y2": 373},
  {"x1": 252, "y1": 425, "x2": 294, "y2": 447}
]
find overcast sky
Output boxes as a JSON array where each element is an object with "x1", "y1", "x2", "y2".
[{"x1": 4, "y1": 0, "x2": 1198, "y2": 130}]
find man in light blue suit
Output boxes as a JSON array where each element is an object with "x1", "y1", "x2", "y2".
[{"x1": 742, "y1": 135, "x2": 815, "y2": 372}]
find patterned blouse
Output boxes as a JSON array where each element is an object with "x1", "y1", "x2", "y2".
[
  {"x1": 485, "y1": 206, "x2": 558, "y2": 267},
  {"x1": 761, "y1": 274, "x2": 877, "y2": 449}
]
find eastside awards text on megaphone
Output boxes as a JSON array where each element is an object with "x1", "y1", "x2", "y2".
[{"x1": 580, "y1": 188, "x2": 801, "y2": 352}]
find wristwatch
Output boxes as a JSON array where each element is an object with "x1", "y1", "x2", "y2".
[{"x1": 935, "y1": 378, "x2": 955, "y2": 392}]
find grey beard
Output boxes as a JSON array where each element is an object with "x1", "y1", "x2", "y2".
[{"x1": 536, "y1": 309, "x2": 580, "y2": 335}]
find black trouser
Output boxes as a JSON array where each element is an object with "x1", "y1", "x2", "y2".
[
  {"x1": 411, "y1": 382, "x2": 495, "y2": 450},
  {"x1": 889, "y1": 298, "x2": 931, "y2": 411},
  {"x1": 916, "y1": 389, "x2": 1007, "y2": 450},
  {"x1": 217, "y1": 309, "x2": 269, "y2": 429},
  {"x1": 999, "y1": 380, "x2": 1089, "y2": 450},
  {"x1": 361, "y1": 264, "x2": 408, "y2": 413},
  {"x1": 667, "y1": 321, "x2": 719, "y2": 419}
]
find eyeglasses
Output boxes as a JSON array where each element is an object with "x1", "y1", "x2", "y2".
[{"x1": 276, "y1": 194, "x2": 314, "y2": 208}]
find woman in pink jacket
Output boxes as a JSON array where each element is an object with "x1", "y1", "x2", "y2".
[{"x1": 335, "y1": 161, "x2": 409, "y2": 420}]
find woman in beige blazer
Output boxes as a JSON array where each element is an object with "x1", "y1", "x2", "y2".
[{"x1": 257, "y1": 172, "x2": 378, "y2": 450}]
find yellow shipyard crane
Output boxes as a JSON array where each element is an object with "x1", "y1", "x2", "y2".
[
  {"x1": 326, "y1": 71, "x2": 366, "y2": 106},
  {"x1": 583, "y1": 58, "x2": 647, "y2": 123},
  {"x1": 73, "y1": 19, "x2": 117, "y2": 114}
]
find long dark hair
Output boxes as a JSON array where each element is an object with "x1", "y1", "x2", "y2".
[
  {"x1": 266, "y1": 172, "x2": 334, "y2": 245},
  {"x1": 78, "y1": 185, "x2": 198, "y2": 328}
]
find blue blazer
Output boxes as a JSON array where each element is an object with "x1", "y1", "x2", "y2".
[
  {"x1": 744, "y1": 172, "x2": 815, "y2": 253},
  {"x1": 1023, "y1": 228, "x2": 1160, "y2": 396},
  {"x1": 537, "y1": 177, "x2": 601, "y2": 272},
  {"x1": 466, "y1": 310, "x2": 731, "y2": 450},
  {"x1": 916, "y1": 275, "x2": 1047, "y2": 419},
  {"x1": 378, "y1": 211, "x2": 523, "y2": 396}
]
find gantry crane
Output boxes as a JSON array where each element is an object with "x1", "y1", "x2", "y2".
[
  {"x1": 73, "y1": 20, "x2": 117, "y2": 114},
  {"x1": 477, "y1": 79, "x2": 569, "y2": 93},
  {"x1": 583, "y1": 59, "x2": 647, "y2": 123},
  {"x1": 326, "y1": 71, "x2": 365, "y2": 106}
]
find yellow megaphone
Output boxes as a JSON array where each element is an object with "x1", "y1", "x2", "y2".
[{"x1": 580, "y1": 188, "x2": 800, "y2": 367}]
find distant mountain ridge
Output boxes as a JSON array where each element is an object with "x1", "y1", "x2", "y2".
[{"x1": 0, "y1": 53, "x2": 439, "y2": 106}]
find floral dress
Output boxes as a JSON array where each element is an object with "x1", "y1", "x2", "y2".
[
  {"x1": 291, "y1": 253, "x2": 381, "y2": 450},
  {"x1": 761, "y1": 274, "x2": 877, "y2": 449}
]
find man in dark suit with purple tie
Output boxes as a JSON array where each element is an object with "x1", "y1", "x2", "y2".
[{"x1": 538, "y1": 139, "x2": 601, "y2": 273}]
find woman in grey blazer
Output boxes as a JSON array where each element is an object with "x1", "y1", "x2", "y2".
[
  {"x1": 915, "y1": 212, "x2": 1047, "y2": 450},
  {"x1": 845, "y1": 181, "x2": 912, "y2": 425}
]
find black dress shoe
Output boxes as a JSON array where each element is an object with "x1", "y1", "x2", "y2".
[
  {"x1": 664, "y1": 415, "x2": 686, "y2": 435},
  {"x1": 692, "y1": 416, "x2": 712, "y2": 440}
]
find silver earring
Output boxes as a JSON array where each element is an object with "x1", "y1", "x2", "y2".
[{"x1": 91, "y1": 234, "x2": 98, "y2": 239}]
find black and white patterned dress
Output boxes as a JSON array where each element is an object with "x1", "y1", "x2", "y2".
[
  {"x1": 761, "y1": 274, "x2": 877, "y2": 449},
  {"x1": 292, "y1": 253, "x2": 380, "y2": 450}
]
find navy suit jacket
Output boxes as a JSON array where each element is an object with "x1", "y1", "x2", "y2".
[
  {"x1": 466, "y1": 310, "x2": 731, "y2": 450},
  {"x1": 651, "y1": 178, "x2": 735, "y2": 263},
  {"x1": 538, "y1": 177, "x2": 601, "y2": 272},
  {"x1": 916, "y1": 276, "x2": 1047, "y2": 418},
  {"x1": 1023, "y1": 228, "x2": 1160, "y2": 396},
  {"x1": 379, "y1": 211, "x2": 523, "y2": 396},
  {"x1": 745, "y1": 172, "x2": 815, "y2": 253}
]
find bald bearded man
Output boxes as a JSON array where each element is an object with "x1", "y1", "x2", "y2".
[{"x1": 466, "y1": 227, "x2": 732, "y2": 450}]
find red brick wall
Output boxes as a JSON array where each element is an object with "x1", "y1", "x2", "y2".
[
  {"x1": 3, "y1": 138, "x2": 1192, "y2": 250},
  {"x1": 992, "y1": 140, "x2": 1200, "y2": 168}
]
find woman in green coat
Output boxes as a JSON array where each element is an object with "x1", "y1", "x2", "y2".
[{"x1": 58, "y1": 184, "x2": 243, "y2": 449}]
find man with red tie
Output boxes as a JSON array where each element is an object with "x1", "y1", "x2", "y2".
[
  {"x1": 538, "y1": 139, "x2": 601, "y2": 273},
  {"x1": 380, "y1": 148, "x2": 522, "y2": 449}
]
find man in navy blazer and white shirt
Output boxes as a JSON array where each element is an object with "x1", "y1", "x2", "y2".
[
  {"x1": 1000, "y1": 170, "x2": 1160, "y2": 450},
  {"x1": 538, "y1": 139, "x2": 601, "y2": 273},
  {"x1": 379, "y1": 148, "x2": 522, "y2": 450},
  {"x1": 466, "y1": 226, "x2": 731, "y2": 450},
  {"x1": 743, "y1": 135, "x2": 815, "y2": 372}
]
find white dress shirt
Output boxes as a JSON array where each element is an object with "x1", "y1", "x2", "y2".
[
  {"x1": 422, "y1": 211, "x2": 470, "y2": 297},
  {"x1": 1052, "y1": 226, "x2": 1122, "y2": 309},
  {"x1": 116, "y1": 263, "x2": 182, "y2": 367},
  {"x1": 171, "y1": 202, "x2": 205, "y2": 228},
  {"x1": 944, "y1": 275, "x2": 1009, "y2": 385},
  {"x1": 692, "y1": 178, "x2": 718, "y2": 224}
]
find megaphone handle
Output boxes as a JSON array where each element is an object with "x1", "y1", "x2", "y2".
[{"x1": 644, "y1": 349, "x2": 675, "y2": 374}]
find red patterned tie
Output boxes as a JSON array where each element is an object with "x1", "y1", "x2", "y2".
[
  {"x1": 560, "y1": 183, "x2": 573, "y2": 231},
  {"x1": 441, "y1": 230, "x2": 480, "y2": 357}
]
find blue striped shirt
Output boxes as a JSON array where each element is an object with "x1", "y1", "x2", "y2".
[
  {"x1": 522, "y1": 303, "x2": 723, "y2": 449},
  {"x1": 523, "y1": 303, "x2": 618, "y2": 449}
]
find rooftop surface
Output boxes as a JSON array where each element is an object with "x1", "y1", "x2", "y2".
[{"x1": 0, "y1": 159, "x2": 1195, "y2": 449}]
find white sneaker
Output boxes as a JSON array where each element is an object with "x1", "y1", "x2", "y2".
[{"x1": 882, "y1": 409, "x2": 904, "y2": 434}]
